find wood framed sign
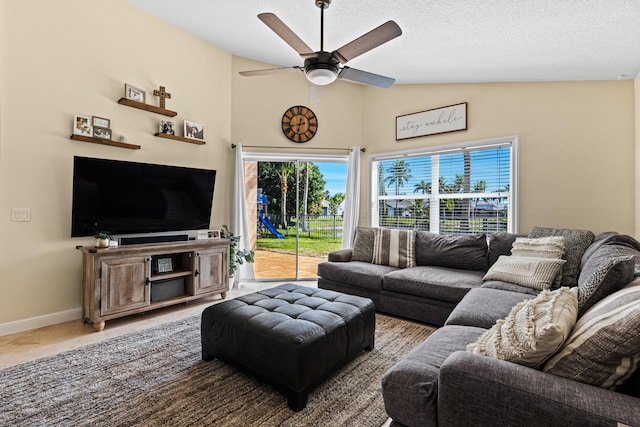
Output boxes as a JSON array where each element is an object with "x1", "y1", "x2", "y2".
[{"x1": 396, "y1": 102, "x2": 467, "y2": 140}]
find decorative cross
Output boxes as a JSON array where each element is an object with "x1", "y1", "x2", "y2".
[{"x1": 153, "y1": 85, "x2": 171, "y2": 109}]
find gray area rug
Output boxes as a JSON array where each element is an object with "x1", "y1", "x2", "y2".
[{"x1": 0, "y1": 313, "x2": 433, "y2": 426}]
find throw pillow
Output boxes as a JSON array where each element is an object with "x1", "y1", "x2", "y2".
[
  {"x1": 351, "y1": 227, "x2": 377, "y2": 262},
  {"x1": 543, "y1": 279, "x2": 640, "y2": 390},
  {"x1": 529, "y1": 226, "x2": 595, "y2": 288},
  {"x1": 511, "y1": 236, "x2": 565, "y2": 286},
  {"x1": 487, "y1": 232, "x2": 527, "y2": 268},
  {"x1": 372, "y1": 228, "x2": 416, "y2": 268},
  {"x1": 510, "y1": 236, "x2": 565, "y2": 258},
  {"x1": 483, "y1": 255, "x2": 565, "y2": 290},
  {"x1": 415, "y1": 231, "x2": 488, "y2": 271},
  {"x1": 577, "y1": 250, "x2": 635, "y2": 316},
  {"x1": 467, "y1": 287, "x2": 578, "y2": 367}
]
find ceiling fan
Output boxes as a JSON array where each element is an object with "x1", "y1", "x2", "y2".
[{"x1": 239, "y1": 0, "x2": 402, "y2": 89}]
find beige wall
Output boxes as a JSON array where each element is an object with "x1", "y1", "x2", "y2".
[
  {"x1": 0, "y1": 0, "x2": 232, "y2": 325},
  {"x1": 0, "y1": 2, "x2": 637, "y2": 329},
  {"x1": 362, "y1": 81, "x2": 636, "y2": 234}
]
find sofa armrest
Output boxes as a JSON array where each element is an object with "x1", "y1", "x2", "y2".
[
  {"x1": 328, "y1": 249, "x2": 352, "y2": 262},
  {"x1": 439, "y1": 351, "x2": 640, "y2": 427}
]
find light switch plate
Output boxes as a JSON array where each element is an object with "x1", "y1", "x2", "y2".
[{"x1": 11, "y1": 208, "x2": 31, "y2": 222}]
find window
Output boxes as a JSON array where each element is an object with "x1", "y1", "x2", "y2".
[{"x1": 370, "y1": 136, "x2": 517, "y2": 235}]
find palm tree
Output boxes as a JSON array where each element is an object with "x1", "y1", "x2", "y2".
[
  {"x1": 384, "y1": 160, "x2": 412, "y2": 222},
  {"x1": 276, "y1": 163, "x2": 295, "y2": 229},
  {"x1": 413, "y1": 180, "x2": 431, "y2": 194}
]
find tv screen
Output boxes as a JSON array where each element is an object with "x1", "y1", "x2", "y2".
[{"x1": 71, "y1": 156, "x2": 216, "y2": 237}]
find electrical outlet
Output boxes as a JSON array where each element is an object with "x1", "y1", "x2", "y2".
[{"x1": 11, "y1": 208, "x2": 31, "y2": 222}]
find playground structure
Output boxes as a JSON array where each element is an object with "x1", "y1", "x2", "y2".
[{"x1": 257, "y1": 190, "x2": 284, "y2": 239}]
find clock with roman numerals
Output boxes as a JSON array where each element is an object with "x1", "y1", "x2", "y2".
[{"x1": 281, "y1": 105, "x2": 318, "y2": 143}]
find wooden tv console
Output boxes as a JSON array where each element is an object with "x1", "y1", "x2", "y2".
[{"x1": 78, "y1": 239, "x2": 230, "y2": 332}]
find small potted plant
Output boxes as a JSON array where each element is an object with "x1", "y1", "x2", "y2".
[
  {"x1": 93, "y1": 232, "x2": 111, "y2": 248},
  {"x1": 221, "y1": 225, "x2": 254, "y2": 280}
]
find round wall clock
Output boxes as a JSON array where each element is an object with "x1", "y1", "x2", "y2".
[{"x1": 281, "y1": 105, "x2": 318, "y2": 143}]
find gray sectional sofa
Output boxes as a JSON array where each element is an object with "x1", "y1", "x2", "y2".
[{"x1": 317, "y1": 227, "x2": 640, "y2": 427}]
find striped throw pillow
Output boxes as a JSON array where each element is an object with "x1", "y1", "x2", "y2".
[
  {"x1": 483, "y1": 255, "x2": 566, "y2": 290},
  {"x1": 372, "y1": 228, "x2": 416, "y2": 268},
  {"x1": 543, "y1": 279, "x2": 640, "y2": 389}
]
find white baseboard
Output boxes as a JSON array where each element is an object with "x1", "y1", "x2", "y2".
[{"x1": 0, "y1": 308, "x2": 82, "y2": 337}]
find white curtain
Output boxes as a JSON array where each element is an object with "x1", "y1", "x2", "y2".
[
  {"x1": 232, "y1": 144, "x2": 255, "y2": 287},
  {"x1": 341, "y1": 146, "x2": 361, "y2": 249}
]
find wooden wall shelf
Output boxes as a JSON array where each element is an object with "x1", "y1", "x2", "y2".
[
  {"x1": 70, "y1": 134, "x2": 141, "y2": 150},
  {"x1": 154, "y1": 133, "x2": 206, "y2": 145},
  {"x1": 117, "y1": 98, "x2": 177, "y2": 117}
]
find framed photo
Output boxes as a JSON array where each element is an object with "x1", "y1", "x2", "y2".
[
  {"x1": 396, "y1": 102, "x2": 468, "y2": 140},
  {"x1": 197, "y1": 229, "x2": 221, "y2": 240},
  {"x1": 124, "y1": 83, "x2": 145, "y2": 103},
  {"x1": 159, "y1": 120, "x2": 175, "y2": 135},
  {"x1": 155, "y1": 257, "x2": 173, "y2": 273},
  {"x1": 73, "y1": 115, "x2": 92, "y2": 136},
  {"x1": 92, "y1": 127, "x2": 112, "y2": 140},
  {"x1": 184, "y1": 120, "x2": 204, "y2": 140},
  {"x1": 92, "y1": 116, "x2": 110, "y2": 129}
]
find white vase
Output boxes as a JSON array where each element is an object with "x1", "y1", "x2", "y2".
[{"x1": 94, "y1": 238, "x2": 110, "y2": 248}]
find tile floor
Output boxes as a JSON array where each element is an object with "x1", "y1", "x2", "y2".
[{"x1": 0, "y1": 280, "x2": 315, "y2": 369}]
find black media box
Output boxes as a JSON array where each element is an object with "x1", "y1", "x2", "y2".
[{"x1": 151, "y1": 277, "x2": 186, "y2": 302}]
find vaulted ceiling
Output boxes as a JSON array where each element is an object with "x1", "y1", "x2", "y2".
[{"x1": 127, "y1": 0, "x2": 640, "y2": 85}]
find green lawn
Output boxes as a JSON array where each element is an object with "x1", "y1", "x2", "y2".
[{"x1": 257, "y1": 236, "x2": 342, "y2": 257}]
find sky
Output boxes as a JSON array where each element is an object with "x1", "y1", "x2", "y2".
[{"x1": 316, "y1": 162, "x2": 348, "y2": 196}]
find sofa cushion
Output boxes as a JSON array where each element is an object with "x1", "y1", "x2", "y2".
[
  {"x1": 316, "y1": 261, "x2": 397, "y2": 291},
  {"x1": 351, "y1": 226, "x2": 377, "y2": 262},
  {"x1": 383, "y1": 266, "x2": 484, "y2": 304},
  {"x1": 581, "y1": 233, "x2": 640, "y2": 275},
  {"x1": 529, "y1": 226, "x2": 595, "y2": 288},
  {"x1": 480, "y1": 280, "x2": 541, "y2": 295},
  {"x1": 487, "y1": 232, "x2": 526, "y2": 267},
  {"x1": 381, "y1": 325, "x2": 486, "y2": 427},
  {"x1": 372, "y1": 228, "x2": 416, "y2": 268},
  {"x1": 467, "y1": 287, "x2": 578, "y2": 368},
  {"x1": 543, "y1": 279, "x2": 640, "y2": 390},
  {"x1": 577, "y1": 252, "x2": 634, "y2": 317},
  {"x1": 415, "y1": 231, "x2": 487, "y2": 271},
  {"x1": 445, "y1": 288, "x2": 536, "y2": 329},
  {"x1": 483, "y1": 255, "x2": 565, "y2": 290}
]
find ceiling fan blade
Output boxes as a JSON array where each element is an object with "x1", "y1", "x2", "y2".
[
  {"x1": 258, "y1": 13, "x2": 314, "y2": 56},
  {"x1": 338, "y1": 66, "x2": 396, "y2": 88},
  {"x1": 239, "y1": 66, "x2": 303, "y2": 77},
  {"x1": 309, "y1": 83, "x2": 324, "y2": 103},
  {"x1": 332, "y1": 20, "x2": 402, "y2": 64}
]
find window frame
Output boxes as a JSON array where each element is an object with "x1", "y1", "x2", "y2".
[{"x1": 368, "y1": 135, "x2": 518, "y2": 233}]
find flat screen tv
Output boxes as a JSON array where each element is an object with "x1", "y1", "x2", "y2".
[{"x1": 71, "y1": 156, "x2": 216, "y2": 237}]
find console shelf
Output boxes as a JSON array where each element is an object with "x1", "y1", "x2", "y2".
[
  {"x1": 154, "y1": 132, "x2": 206, "y2": 145},
  {"x1": 70, "y1": 134, "x2": 141, "y2": 150},
  {"x1": 117, "y1": 97, "x2": 178, "y2": 117},
  {"x1": 78, "y1": 239, "x2": 229, "y2": 332}
]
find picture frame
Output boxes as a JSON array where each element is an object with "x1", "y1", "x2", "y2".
[
  {"x1": 396, "y1": 102, "x2": 468, "y2": 140},
  {"x1": 124, "y1": 83, "x2": 145, "y2": 103},
  {"x1": 184, "y1": 120, "x2": 204, "y2": 140},
  {"x1": 92, "y1": 116, "x2": 110, "y2": 129},
  {"x1": 73, "y1": 115, "x2": 92, "y2": 136},
  {"x1": 92, "y1": 126, "x2": 112, "y2": 140},
  {"x1": 196, "y1": 229, "x2": 221, "y2": 240},
  {"x1": 159, "y1": 120, "x2": 175, "y2": 135}
]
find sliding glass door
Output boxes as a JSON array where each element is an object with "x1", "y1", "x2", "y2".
[{"x1": 241, "y1": 154, "x2": 348, "y2": 280}]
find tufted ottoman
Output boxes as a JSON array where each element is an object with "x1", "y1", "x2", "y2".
[{"x1": 201, "y1": 283, "x2": 375, "y2": 411}]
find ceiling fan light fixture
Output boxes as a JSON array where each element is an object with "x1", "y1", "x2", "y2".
[{"x1": 305, "y1": 62, "x2": 338, "y2": 85}]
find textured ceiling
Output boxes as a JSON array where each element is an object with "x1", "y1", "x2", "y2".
[{"x1": 127, "y1": 0, "x2": 640, "y2": 85}]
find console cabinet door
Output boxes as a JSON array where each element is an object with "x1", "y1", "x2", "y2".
[
  {"x1": 194, "y1": 248, "x2": 228, "y2": 294},
  {"x1": 100, "y1": 256, "x2": 150, "y2": 316}
]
